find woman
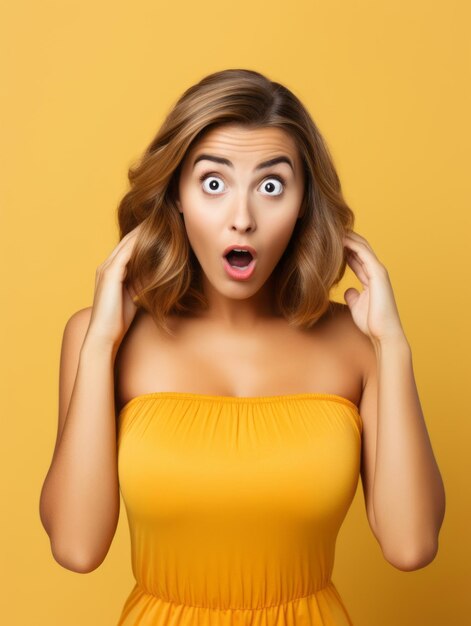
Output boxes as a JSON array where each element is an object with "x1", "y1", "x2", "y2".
[{"x1": 39, "y1": 68, "x2": 445, "y2": 626}]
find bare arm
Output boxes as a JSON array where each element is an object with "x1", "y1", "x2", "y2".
[
  {"x1": 39, "y1": 309, "x2": 120, "y2": 573},
  {"x1": 39, "y1": 223, "x2": 144, "y2": 573},
  {"x1": 370, "y1": 336, "x2": 446, "y2": 568},
  {"x1": 342, "y1": 230, "x2": 446, "y2": 571}
]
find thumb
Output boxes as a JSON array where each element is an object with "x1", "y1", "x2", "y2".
[{"x1": 343, "y1": 287, "x2": 360, "y2": 309}]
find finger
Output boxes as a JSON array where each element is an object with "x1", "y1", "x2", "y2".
[
  {"x1": 344, "y1": 231, "x2": 375, "y2": 254},
  {"x1": 110, "y1": 236, "x2": 141, "y2": 270},
  {"x1": 345, "y1": 250, "x2": 369, "y2": 286},
  {"x1": 343, "y1": 235, "x2": 381, "y2": 270},
  {"x1": 344, "y1": 245, "x2": 374, "y2": 280},
  {"x1": 106, "y1": 224, "x2": 144, "y2": 264}
]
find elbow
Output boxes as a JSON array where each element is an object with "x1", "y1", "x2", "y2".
[
  {"x1": 40, "y1": 495, "x2": 115, "y2": 574},
  {"x1": 50, "y1": 541, "x2": 104, "y2": 574},
  {"x1": 382, "y1": 539, "x2": 439, "y2": 572}
]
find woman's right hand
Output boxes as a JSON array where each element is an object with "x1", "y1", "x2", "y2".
[{"x1": 84, "y1": 223, "x2": 144, "y2": 353}]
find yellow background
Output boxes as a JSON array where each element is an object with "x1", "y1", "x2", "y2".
[{"x1": 1, "y1": 0, "x2": 469, "y2": 624}]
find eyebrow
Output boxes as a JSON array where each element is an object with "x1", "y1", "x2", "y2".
[{"x1": 192, "y1": 154, "x2": 295, "y2": 173}]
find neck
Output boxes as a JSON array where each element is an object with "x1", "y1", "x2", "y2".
[{"x1": 198, "y1": 271, "x2": 281, "y2": 333}]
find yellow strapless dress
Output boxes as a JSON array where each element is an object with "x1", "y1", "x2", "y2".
[{"x1": 116, "y1": 392, "x2": 362, "y2": 626}]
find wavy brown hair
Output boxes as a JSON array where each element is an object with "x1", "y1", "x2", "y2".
[{"x1": 117, "y1": 68, "x2": 355, "y2": 337}]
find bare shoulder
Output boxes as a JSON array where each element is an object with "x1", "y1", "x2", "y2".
[
  {"x1": 60, "y1": 305, "x2": 94, "y2": 364},
  {"x1": 53, "y1": 306, "x2": 94, "y2": 454},
  {"x1": 65, "y1": 306, "x2": 93, "y2": 330},
  {"x1": 59, "y1": 306, "x2": 95, "y2": 372},
  {"x1": 61, "y1": 306, "x2": 94, "y2": 357},
  {"x1": 326, "y1": 300, "x2": 376, "y2": 390}
]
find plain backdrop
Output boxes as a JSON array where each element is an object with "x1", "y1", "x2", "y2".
[{"x1": 1, "y1": 1, "x2": 469, "y2": 624}]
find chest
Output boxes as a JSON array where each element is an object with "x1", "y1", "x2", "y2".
[{"x1": 114, "y1": 313, "x2": 362, "y2": 414}]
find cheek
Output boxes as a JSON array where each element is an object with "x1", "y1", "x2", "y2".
[
  {"x1": 184, "y1": 206, "x2": 216, "y2": 233},
  {"x1": 180, "y1": 204, "x2": 219, "y2": 256},
  {"x1": 263, "y1": 216, "x2": 298, "y2": 257},
  {"x1": 180, "y1": 188, "x2": 226, "y2": 231}
]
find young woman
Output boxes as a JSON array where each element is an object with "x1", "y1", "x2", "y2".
[{"x1": 39, "y1": 68, "x2": 445, "y2": 626}]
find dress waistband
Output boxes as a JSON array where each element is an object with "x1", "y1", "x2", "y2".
[{"x1": 134, "y1": 580, "x2": 335, "y2": 611}]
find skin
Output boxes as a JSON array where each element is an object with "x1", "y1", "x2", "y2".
[
  {"x1": 40, "y1": 122, "x2": 445, "y2": 574},
  {"x1": 115, "y1": 123, "x2": 362, "y2": 409},
  {"x1": 169, "y1": 123, "x2": 445, "y2": 569},
  {"x1": 175, "y1": 123, "x2": 305, "y2": 332}
]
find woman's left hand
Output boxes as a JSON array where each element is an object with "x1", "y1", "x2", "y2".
[{"x1": 342, "y1": 231, "x2": 406, "y2": 345}]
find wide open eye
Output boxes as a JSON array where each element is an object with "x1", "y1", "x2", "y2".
[
  {"x1": 199, "y1": 173, "x2": 286, "y2": 196},
  {"x1": 259, "y1": 176, "x2": 285, "y2": 196},
  {"x1": 200, "y1": 174, "x2": 226, "y2": 195}
]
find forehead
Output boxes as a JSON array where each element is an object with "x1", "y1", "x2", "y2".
[{"x1": 185, "y1": 124, "x2": 300, "y2": 164}]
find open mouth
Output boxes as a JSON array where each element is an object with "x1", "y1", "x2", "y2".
[{"x1": 224, "y1": 249, "x2": 254, "y2": 269}]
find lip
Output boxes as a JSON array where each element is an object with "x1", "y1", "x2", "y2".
[
  {"x1": 222, "y1": 244, "x2": 257, "y2": 259},
  {"x1": 222, "y1": 256, "x2": 257, "y2": 281}
]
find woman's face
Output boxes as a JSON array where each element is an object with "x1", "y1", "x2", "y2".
[{"x1": 176, "y1": 124, "x2": 305, "y2": 303}]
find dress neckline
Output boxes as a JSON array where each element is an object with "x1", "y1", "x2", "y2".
[{"x1": 118, "y1": 390, "x2": 360, "y2": 418}]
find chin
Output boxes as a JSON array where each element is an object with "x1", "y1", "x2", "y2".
[
  {"x1": 220, "y1": 282, "x2": 263, "y2": 296},
  {"x1": 203, "y1": 274, "x2": 263, "y2": 297}
]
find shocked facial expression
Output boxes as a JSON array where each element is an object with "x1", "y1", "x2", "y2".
[{"x1": 176, "y1": 123, "x2": 305, "y2": 299}]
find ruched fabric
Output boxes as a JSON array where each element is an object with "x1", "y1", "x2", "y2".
[{"x1": 116, "y1": 392, "x2": 363, "y2": 625}]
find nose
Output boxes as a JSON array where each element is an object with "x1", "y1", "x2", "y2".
[{"x1": 229, "y1": 192, "x2": 256, "y2": 233}]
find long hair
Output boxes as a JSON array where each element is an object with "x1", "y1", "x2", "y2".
[{"x1": 117, "y1": 68, "x2": 355, "y2": 337}]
